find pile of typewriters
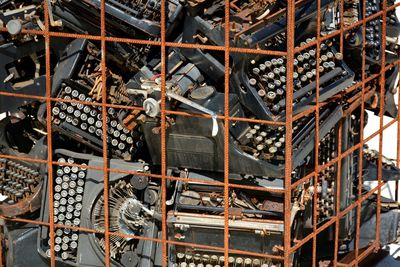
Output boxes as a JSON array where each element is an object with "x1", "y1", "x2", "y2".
[{"x1": 0, "y1": 0, "x2": 399, "y2": 266}]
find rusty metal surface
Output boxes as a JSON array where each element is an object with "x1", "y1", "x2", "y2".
[{"x1": 0, "y1": 184, "x2": 42, "y2": 217}]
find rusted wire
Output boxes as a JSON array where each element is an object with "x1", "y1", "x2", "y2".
[
  {"x1": 98, "y1": 0, "x2": 112, "y2": 265},
  {"x1": 223, "y1": 0, "x2": 231, "y2": 265},
  {"x1": 284, "y1": 0, "x2": 295, "y2": 265},
  {"x1": 42, "y1": 0, "x2": 56, "y2": 266},
  {"x1": 160, "y1": 0, "x2": 168, "y2": 264}
]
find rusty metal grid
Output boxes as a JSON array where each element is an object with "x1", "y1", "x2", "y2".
[{"x1": 0, "y1": 0, "x2": 398, "y2": 266}]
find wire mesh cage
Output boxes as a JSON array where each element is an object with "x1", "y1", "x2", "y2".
[{"x1": 0, "y1": 0, "x2": 399, "y2": 266}]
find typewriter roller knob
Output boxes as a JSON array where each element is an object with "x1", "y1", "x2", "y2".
[
  {"x1": 6, "y1": 19, "x2": 22, "y2": 35},
  {"x1": 120, "y1": 251, "x2": 140, "y2": 267},
  {"x1": 143, "y1": 98, "x2": 160, "y2": 118},
  {"x1": 130, "y1": 175, "x2": 149, "y2": 190},
  {"x1": 190, "y1": 86, "x2": 216, "y2": 101}
]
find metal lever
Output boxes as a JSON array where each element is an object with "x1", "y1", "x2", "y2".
[
  {"x1": 166, "y1": 169, "x2": 187, "y2": 205},
  {"x1": 142, "y1": 91, "x2": 219, "y2": 137},
  {"x1": 131, "y1": 199, "x2": 162, "y2": 221},
  {"x1": 166, "y1": 180, "x2": 181, "y2": 206},
  {"x1": 165, "y1": 91, "x2": 219, "y2": 137},
  {"x1": 46, "y1": 0, "x2": 63, "y2": 27}
]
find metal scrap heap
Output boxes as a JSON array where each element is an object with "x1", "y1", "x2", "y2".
[{"x1": 0, "y1": 0, "x2": 399, "y2": 266}]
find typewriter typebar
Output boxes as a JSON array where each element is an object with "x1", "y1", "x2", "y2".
[{"x1": 38, "y1": 149, "x2": 161, "y2": 267}]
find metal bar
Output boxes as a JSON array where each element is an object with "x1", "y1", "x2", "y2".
[
  {"x1": 43, "y1": 0, "x2": 56, "y2": 266},
  {"x1": 160, "y1": 0, "x2": 167, "y2": 265},
  {"x1": 99, "y1": 0, "x2": 111, "y2": 265},
  {"x1": 284, "y1": 0, "x2": 295, "y2": 265},
  {"x1": 224, "y1": 0, "x2": 231, "y2": 266}
]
